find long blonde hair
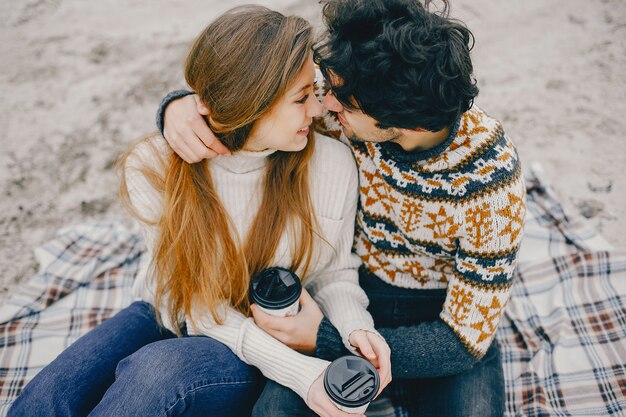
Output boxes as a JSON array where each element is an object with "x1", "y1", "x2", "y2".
[{"x1": 118, "y1": 6, "x2": 317, "y2": 334}]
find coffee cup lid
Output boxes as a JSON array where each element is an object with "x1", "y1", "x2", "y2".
[
  {"x1": 324, "y1": 356, "x2": 380, "y2": 408},
  {"x1": 249, "y1": 267, "x2": 302, "y2": 310}
]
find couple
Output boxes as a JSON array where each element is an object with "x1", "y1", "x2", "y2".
[{"x1": 10, "y1": 0, "x2": 525, "y2": 416}]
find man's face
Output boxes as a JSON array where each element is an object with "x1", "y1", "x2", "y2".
[{"x1": 323, "y1": 73, "x2": 401, "y2": 143}]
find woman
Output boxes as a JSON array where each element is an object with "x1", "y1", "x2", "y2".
[{"x1": 9, "y1": 6, "x2": 390, "y2": 417}]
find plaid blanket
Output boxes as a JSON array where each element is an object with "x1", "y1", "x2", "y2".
[{"x1": 1, "y1": 166, "x2": 625, "y2": 417}]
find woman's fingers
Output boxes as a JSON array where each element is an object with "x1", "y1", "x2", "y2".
[
  {"x1": 349, "y1": 331, "x2": 377, "y2": 361},
  {"x1": 367, "y1": 333, "x2": 392, "y2": 395},
  {"x1": 308, "y1": 373, "x2": 366, "y2": 417}
]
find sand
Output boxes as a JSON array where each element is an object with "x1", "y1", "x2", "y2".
[{"x1": 1, "y1": 0, "x2": 625, "y2": 303}]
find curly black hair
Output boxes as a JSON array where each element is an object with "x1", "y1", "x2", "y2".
[{"x1": 314, "y1": 0, "x2": 479, "y2": 132}]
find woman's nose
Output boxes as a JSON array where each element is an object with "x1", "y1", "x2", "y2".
[{"x1": 308, "y1": 95, "x2": 323, "y2": 117}]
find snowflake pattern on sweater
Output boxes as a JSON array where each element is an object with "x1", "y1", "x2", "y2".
[{"x1": 313, "y1": 74, "x2": 526, "y2": 357}]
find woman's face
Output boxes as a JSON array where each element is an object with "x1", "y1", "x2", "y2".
[{"x1": 244, "y1": 56, "x2": 323, "y2": 152}]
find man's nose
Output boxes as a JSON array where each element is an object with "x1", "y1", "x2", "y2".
[{"x1": 323, "y1": 91, "x2": 344, "y2": 113}]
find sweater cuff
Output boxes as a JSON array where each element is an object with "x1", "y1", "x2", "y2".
[
  {"x1": 156, "y1": 89, "x2": 194, "y2": 135},
  {"x1": 313, "y1": 283, "x2": 377, "y2": 354},
  {"x1": 315, "y1": 316, "x2": 351, "y2": 361},
  {"x1": 377, "y1": 318, "x2": 478, "y2": 378}
]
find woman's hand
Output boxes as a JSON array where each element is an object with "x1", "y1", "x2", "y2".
[
  {"x1": 162, "y1": 94, "x2": 231, "y2": 163},
  {"x1": 251, "y1": 289, "x2": 323, "y2": 354},
  {"x1": 348, "y1": 330, "x2": 392, "y2": 397},
  {"x1": 307, "y1": 372, "x2": 366, "y2": 417}
]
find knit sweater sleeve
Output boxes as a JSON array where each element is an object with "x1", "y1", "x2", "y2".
[
  {"x1": 188, "y1": 306, "x2": 329, "y2": 402},
  {"x1": 123, "y1": 137, "x2": 329, "y2": 401},
  {"x1": 316, "y1": 316, "x2": 478, "y2": 378},
  {"x1": 441, "y1": 164, "x2": 526, "y2": 358},
  {"x1": 155, "y1": 90, "x2": 194, "y2": 135},
  {"x1": 305, "y1": 143, "x2": 379, "y2": 353}
]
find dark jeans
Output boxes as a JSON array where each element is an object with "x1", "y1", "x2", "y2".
[
  {"x1": 8, "y1": 301, "x2": 264, "y2": 417},
  {"x1": 253, "y1": 341, "x2": 503, "y2": 417},
  {"x1": 253, "y1": 268, "x2": 505, "y2": 417}
]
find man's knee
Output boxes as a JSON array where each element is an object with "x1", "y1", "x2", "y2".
[
  {"x1": 452, "y1": 341, "x2": 505, "y2": 417},
  {"x1": 252, "y1": 381, "x2": 312, "y2": 417}
]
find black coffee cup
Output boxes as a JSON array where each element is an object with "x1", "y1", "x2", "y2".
[
  {"x1": 323, "y1": 355, "x2": 380, "y2": 413},
  {"x1": 249, "y1": 267, "x2": 302, "y2": 317}
]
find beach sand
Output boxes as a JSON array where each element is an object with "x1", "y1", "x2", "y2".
[{"x1": 1, "y1": 0, "x2": 624, "y2": 302}]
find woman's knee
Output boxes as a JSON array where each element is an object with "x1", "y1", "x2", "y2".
[
  {"x1": 115, "y1": 337, "x2": 261, "y2": 390},
  {"x1": 167, "y1": 379, "x2": 264, "y2": 417},
  {"x1": 105, "y1": 337, "x2": 263, "y2": 417}
]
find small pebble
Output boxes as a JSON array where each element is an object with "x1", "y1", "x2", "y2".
[{"x1": 575, "y1": 199, "x2": 604, "y2": 218}]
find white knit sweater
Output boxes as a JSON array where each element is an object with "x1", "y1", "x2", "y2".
[{"x1": 124, "y1": 133, "x2": 376, "y2": 401}]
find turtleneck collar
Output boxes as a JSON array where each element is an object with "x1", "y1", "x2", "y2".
[
  {"x1": 211, "y1": 148, "x2": 277, "y2": 174},
  {"x1": 377, "y1": 117, "x2": 461, "y2": 164}
]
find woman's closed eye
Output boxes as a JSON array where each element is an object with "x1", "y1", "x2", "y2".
[{"x1": 296, "y1": 94, "x2": 309, "y2": 104}]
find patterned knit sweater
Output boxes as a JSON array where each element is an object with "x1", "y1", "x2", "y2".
[
  {"x1": 312, "y1": 74, "x2": 526, "y2": 360},
  {"x1": 157, "y1": 76, "x2": 526, "y2": 367}
]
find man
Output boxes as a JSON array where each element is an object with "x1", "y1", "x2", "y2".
[{"x1": 158, "y1": 1, "x2": 525, "y2": 415}]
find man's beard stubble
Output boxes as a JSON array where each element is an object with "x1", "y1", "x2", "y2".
[{"x1": 342, "y1": 125, "x2": 402, "y2": 144}]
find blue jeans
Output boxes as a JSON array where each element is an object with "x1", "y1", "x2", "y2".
[
  {"x1": 252, "y1": 340, "x2": 503, "y2": 417},
  {"x1": 9, "y1": 301, "x2": 264, "y2": 417}
]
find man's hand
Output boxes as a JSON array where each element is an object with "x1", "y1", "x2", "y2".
[
  {"x1": 307, "y1": 372, "x2": 366, "y2": 417},
  {"x1": 163, "y1": 94, "x2": 231, "y2": 163},
  {"x1": 348, "y1": 330, "x2": 392, "y2": 397},
  {"x1": 251, "y1": 289, "x2": 323, "y2": 354}
]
